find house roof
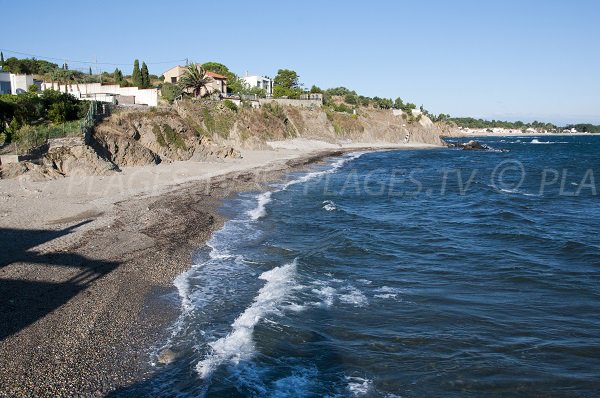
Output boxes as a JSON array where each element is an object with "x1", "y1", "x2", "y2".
[{"x1": 205, "y1": 71, "x2": 227, "y2": 80}]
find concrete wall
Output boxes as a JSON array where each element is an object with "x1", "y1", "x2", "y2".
[
  {"x1": 0, "y1": 155, "x2": 20, "y2": 165},
  {"x1": 258, "y1": 98, "x2": 322, "y2": 108},
  {"x1": 41, "y1": 82, "x2": 158, "y2": 106},
  {"x1": 10, "y1": 74, "x2": 33, "y2": 94}
]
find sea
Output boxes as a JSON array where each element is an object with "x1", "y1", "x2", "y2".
[{"x1": 114, "y1": 135, "x2": 600, "y2": 397}]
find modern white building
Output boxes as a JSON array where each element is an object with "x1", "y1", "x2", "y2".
[
  {"x1": 241, "y1": 73, "x2": 273, "y2": 96},
  {"x1": 41, "y1": 82, "x2": 158, "y2": 106},
  {"x1": 0, "y1": 71, "x2": 35, "y2": 94}
]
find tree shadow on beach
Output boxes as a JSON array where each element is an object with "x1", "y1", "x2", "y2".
[{"x1": 0, "y1": 221, "x2": 120, "y2": 340}]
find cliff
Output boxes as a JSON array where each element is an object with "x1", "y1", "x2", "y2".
[{"x1": 1, "y1": 99, "x2": 447, "y2": 179}]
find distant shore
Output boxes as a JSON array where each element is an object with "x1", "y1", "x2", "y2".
[{"x1": 0, "y1": 141, "x2": 435, "y2": 396}]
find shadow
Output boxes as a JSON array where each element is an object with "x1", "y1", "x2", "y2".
[{"x1": 0, "y1": 221, "x2": 120, "y2": 340}]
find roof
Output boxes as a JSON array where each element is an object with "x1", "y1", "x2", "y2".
[{"x1": 205, "y1": 71, "x2": 227, "y2": 80}]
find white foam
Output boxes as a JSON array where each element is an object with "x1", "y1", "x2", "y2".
[
  {"x1": 339, "y1": 287, "x2": 368, "y2": 307},
  {"x1": 311, "y1": 286, "x2": 336, "y2": 307},
  {"x1": 282, "y1": 152, "x2": 365, "y2": 190},
  {"x1": 196, "y1": 259, "x2": 298, "y2": 379},
  {"x1": 247, "y1": 191, "x2": 273, "y2": 220},
  {"x1": 499, "y1": 188, "x2": 539, "y2": 197},
  {"x1": 374, "y1": 293, "x2": 398, "y2": 299},
  {"x1": 530, "y1": 139, "x2": 568, "y2": 144},
  {"x1": 322, "y1": 200, "x2": 337, "y2": 211},
  {"x1": 246, "y1": 152, "x2": 364, "y2": 221},
  {"x1": 346, "y1": 376, "x2": 373, "y2": 396}
]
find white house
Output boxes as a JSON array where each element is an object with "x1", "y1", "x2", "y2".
[
  {"x1": 41, "y1": 82, "x2": 158, "y2": 106},
  {"x1": 0, "y1": 71, "x2": 35, "y2": 94},
  {"x1": 241, "y1": 73, "x2": 273, "y2": 96}
]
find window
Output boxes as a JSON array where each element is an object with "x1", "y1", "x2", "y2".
[
  {"x1": 171, "y1": 77, "x2": 177, "y2": 83},
  {"x1": 0, "y1": 81, "x2": 10, "y2": 94}
]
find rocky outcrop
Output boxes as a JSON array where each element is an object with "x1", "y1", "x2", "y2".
[
  {"x1": 176, "y1": 99, "x2": 445, "y2": 150},
  {"x1": 0, "y1": 161, "x2": 63, "y2": 181},
  {"x1": 92, "y1": 108, "x2": 241, "y2": 167},
  {"x1": 42, "y1": 145, "x2": 119, "y2": 176}
]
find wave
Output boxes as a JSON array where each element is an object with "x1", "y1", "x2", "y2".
[
  {"x1": 499, "y1": 188, "x2": 541, "y2": 197},
  {"x1": 248, "y1": 152, "x2": 364, "y2": 221},
  {"x1": 247, "y1": 191, "x2": 273, "y2": 220},
  {"x1": 339, "y1": 286, "x2": 369, "y2": 307},
  {"x1": 346, "y1": 376, "x2": 372, "y2": 396},
  {"x1": 322, "y1": 200, "x2": 336, "y2": 211},
  {"x1": 531, "y1": 138, "x2": 568, "y2": 144},
  {"x1": 282, "y1": 151, "x2": 365, "y2": 190},
  {"x1": 196, "y1": 259, "x2": 298, "y2": 379}
]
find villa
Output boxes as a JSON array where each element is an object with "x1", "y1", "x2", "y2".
[
  {"x1": 241, "y1": 73, "x2": 273, "y2": 96},
  {"x1": 162, "y1": 64, "x2": 228, "y2": 96}
]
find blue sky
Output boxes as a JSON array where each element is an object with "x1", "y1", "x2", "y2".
[{"x1": 3, "y1": 0, "x2": 599, "y2": 124}]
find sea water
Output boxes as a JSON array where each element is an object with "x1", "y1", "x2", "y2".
[{"x1": 117, "y1": 135, "x2": 600, "y2": 397}]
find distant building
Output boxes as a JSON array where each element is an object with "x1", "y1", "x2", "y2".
[
  {"x1": 41, "y1": 82, "x2": 158, "y2": 107},
  {"x1": 161, "y1": 64, "x2": 228, "y2": 96},
  {"x1": 0, "y1": 71, "x2": 37, "y2": 94},
  {"x1": 241, "y1": 73, "x2": 273, "y2": 96}
]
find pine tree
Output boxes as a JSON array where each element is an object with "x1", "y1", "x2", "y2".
[
  {"x1": 0, "y1": 52, "x2": 4, "y2": 67},
  {"x1": 89, "y1": 67, "x2": 92, "y2": 75},
  {"x1": 64, "y1": 62, "x2": 69, "y2": 70},
  {"x1": 113, "y1": 68, "x2": 122, "y2": 83},
  {"x1": 132, "y1": 59, "x2": 141, "y2": 88},
  {"x1": 141, "y1": 62, "x2": 150, "y2": 88}
]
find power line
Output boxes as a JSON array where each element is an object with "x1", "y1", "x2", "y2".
[{"x1": 0, "y1": 48, "x2": 185, "y2": 66}]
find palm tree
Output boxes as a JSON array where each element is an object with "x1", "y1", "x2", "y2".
[{"x1": 178, "y1": 64, "x2": 210, "y2": 98}]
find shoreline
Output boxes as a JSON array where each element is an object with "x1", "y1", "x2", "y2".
[{"x1": 0, "y1": 143, "x2": 433, "y2": 396}]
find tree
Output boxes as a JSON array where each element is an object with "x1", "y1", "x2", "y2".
[
  {"x1": 0, "y1": 52, "x2": 3, "y2": 67},
  {"x1": 132, "y1": 59, "x2": 141, "y2": 88},
  {"x1": 344, "y1": 94, "x2": 357, "y2": 105},
  {"x1": 88, "y1": 67, "x2": 92, "y2": 76},
  {"x1": 113, "y1": 68, "x2": 123, "y2": 84},
  {"x1": 178, "y1": 64, "x2": 209, "y2": 97},
  {"x1": 394, "y1": 97, "x2": 404, "y2": 109},
  {"x1": 273, "y1": 69, "x2": 302, "y2": 98},
  {"x1": 141, "y1": 62, "x2": 150, "y2": 88},
  {"x1": 310, "y1": 85, "x2": 322, "y2": 93},
  {"x1": 201, "y1": 61, "x2": 247, "y2": 94},
  {"x1": 273, "y1": 69, "x2": 300, "y2": 89}
]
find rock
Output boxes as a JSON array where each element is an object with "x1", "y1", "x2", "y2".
[
  {"x1": 463, "y1": 140, "x2": 485, "y2": 150},
  {"x1": 0, "y1": 161, "x2": 63, "y2": 181},
  {"x1": 157, "y1": 348, "x2": 178, "y2": 365},
  {"x1": 43, "y1": 145, "x2": 119, "y2": 176}
]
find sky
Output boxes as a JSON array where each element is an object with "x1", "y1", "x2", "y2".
[{"x1": 2, "y1": 0, "x2": 600, "y2": 124}]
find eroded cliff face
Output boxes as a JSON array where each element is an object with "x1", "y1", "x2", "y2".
[
  {"x1": 175, "y1": 99, "x2": 445, "y2": 150},
  {"x1": 1, "y1": 99, "x2": 447, "y2": 180},
  {"x1": 92, "y1": 108, "x2": 241, "y2": 168}
]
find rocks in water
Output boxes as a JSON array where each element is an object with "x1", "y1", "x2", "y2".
[
  {"x1": 444, "y1": 139, "x2": 497, "y2": 151},
  {"x1": 157, "y1": 348, "x2": 178, "y2": 364},
  {"x1": 463, "y1": 140, "x2": 486, "y2": 150}
]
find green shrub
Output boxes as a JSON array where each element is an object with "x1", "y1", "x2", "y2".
[
  {"x1": 161, "y1": 124, "x2": 186, "y2": 149},
  {"x1": 160, "y1": 82, "x2": 182, "y2": 103},
  {"x1": 223, "y1": 99, "x2": 238, "y2": 112},
  {"x1": 152, "y1": 124, "x2": 166, "y2": 146},
  {"x1": 344, "y1": 94, "x2": 357, "y2": 105},
  {"x1": 262, "y1": 102, "x2": 287, "y2": 122},
  {"x1": 333, "y1": 103, "x2": 354, "y2": 114}
]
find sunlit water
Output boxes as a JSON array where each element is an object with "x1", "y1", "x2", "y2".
[{"x1": 116, "y1": 135, "x2": 600, "y2": 397}]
